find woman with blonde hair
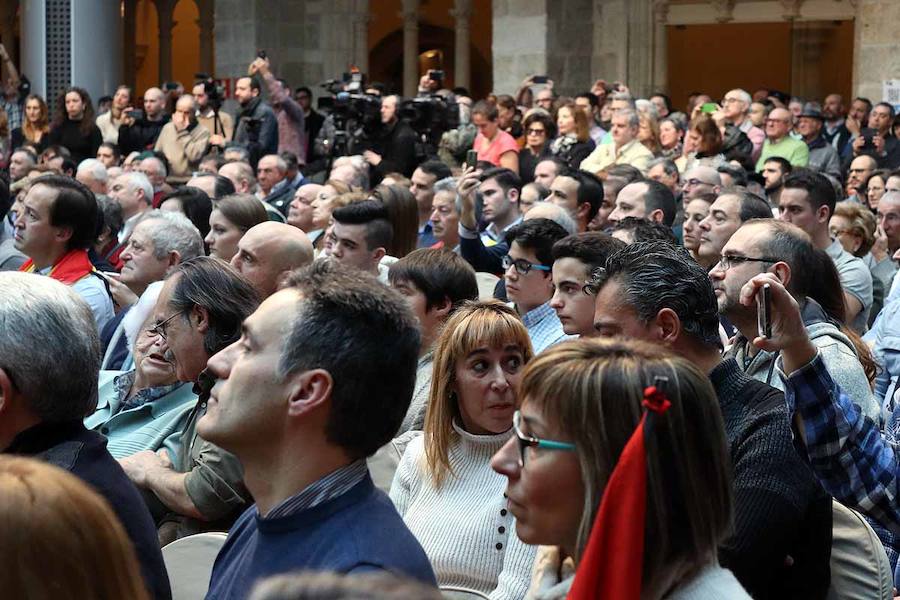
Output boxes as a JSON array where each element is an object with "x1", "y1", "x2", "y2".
[
  {"x1": 638, "y1": 111, "x2": 662, "y2": 156},
  {"x1": 390, "y1": 300, "x2": 538, "y2": 598},
  {"x1": 549, "y1": 101, "x2": 595, "y2": 169},
  {"x1": 492, "y1": 338, "x2": 748, "y2": 599},
  {"x1": 0, "y1": 455, "x2": 150, "y2": 600},
  {"x1": 12, "y1": 94, "x2": 50, "y2": 152}
]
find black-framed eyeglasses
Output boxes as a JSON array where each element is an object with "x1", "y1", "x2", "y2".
[
  {"x1": 513, "y1": 410, "x2": 576, "y2": 467},
  {"x1": 146, "y1": 311, "x2": 183, "y2": 342},
  {"x1": 716, "y1": 254, "x2": 779, "y2": 271},
  {"x1": 502, "y1": 255, "x2": 551, "y2": 275}
]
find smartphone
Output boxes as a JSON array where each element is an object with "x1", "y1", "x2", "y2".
[
  {"x1": 532, "y1": 75, "x2": 548, "y2": 84},
  {"x1": 429, "y1": 70, "x2": 444, "y2": 82},
  {"x1": 701, "y1": 102, "x2": 718, "y2": 114},
  {"x1": 861, "y1": 127, "x2": 877, "y2": 151},
  {"x1": 465, "y1": 149, "x2": 478, "y2": 169},
  {"x1": 257, "y1": 50, "x2": 267, "y2": 60},
  {"x1": 127, "y1": 109, "x2": 143, "y2": 120},
  {"x1": 757, "y1": 283, "x2": 771, "y2": 339}
]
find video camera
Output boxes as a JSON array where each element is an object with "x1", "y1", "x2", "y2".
[
  {"x1": 399, "y1": 94, "x2": 459, "y2": 159},
  {"x1": 316, "y1": 71, "x2": 382, "y2": 159},
  {"x1": 194, "y1": 72, "x2": 225, "y2": 111}
]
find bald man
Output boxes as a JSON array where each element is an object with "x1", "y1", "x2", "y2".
[
  {"x1": 287, "y1": 183, "x2": 322, "y2": 232},
  {"x1": 118, "y1": 87, "x2": 171, "y2": 156},
  {"x1": 219, "y1": 161, "x2": 256, "y2": 195},
  {"x1": 230, "y1": 222, "x2": 314, "y2": 298},
  {"x1": 682, "y1": 165, "x2": 721, "y2": 201},
  {"x1": 756, "y1": 107, "x2": 809, "y2": 171},
  {"x1": 154, "y1": 94, "x2": 211, "y2": 183}
]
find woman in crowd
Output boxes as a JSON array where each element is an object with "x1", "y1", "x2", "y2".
[
  {"x1": 519, "y1": 112, "x2": 555, "y2": 183},
  {"x1": 373, "y1": 184, "x2": 419, "y2": 258},
  {"x1": 0, "y1": 456, "x2": 150, "y2": 600},
  {"x1": 680, "y1": 114, "x2": 725, "y2": 171},
  {"x1": 549, "y1": 101, "x2": 595, "y2": 169},
  {"x1": 160, "y1": 186, "x2": 214, "y2": 240},
  {"x1": 682, "y1": 196, "x2": 713, "y2": 263},
  {"x1": 638, "y1": 111, "x2": 661, "y2": 156},
  {"x1": 48, "y1": 86, "x2": 103, "y2": 163},
  {"x1": 311, "y1": 186, "x2": 363, "y2": 253},
  {"x1": 862, "y1": 170, "x2": 890, "y2": 212},
  {"x1": 831, "y1": 200, "x2": 889, "y2": 328},
  {"x1": 491, "y1": 338, "x2": 748, "y2": 598},
  {"x1": 205, "y1": 193, "x2": 268, "y2": 261},
  {"x1": 658, "y1": 116, "x2": 685, "y2": 161},
  {"x1": 472, "y1": 100, "x2": 519, "y2": 174},
  {"x1": 391, "y1": 300, "x2": 537, "y2": 599},
  {"x1": 11, "y1": 94, "x2": 50, "y2": 153},
  {"x1": 496, "y1": 95, "x2": 523, "y2": 141}
]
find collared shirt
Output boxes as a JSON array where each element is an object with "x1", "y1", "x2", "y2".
[
  {"x1": 480, "y1": 215, "x2": 522, "y2": 246},
  {"x1": 119, "y1": 211, "x2": 143, "y2": 244},
  {"x1": 113, "y1": 370, "x2": 183, "y2": 412},
  {"x1": 37, "y1": 263, "x2": 113, "y2": 331},
  {"x1": 265, "y1": 459, "x2": 369, "y2": 519},
  {"x1": 783, "y1": 351, "x2": 900, "y2": 536},
  {"x1": 519, "y1": 301, "x2": 572, "y2": 354},
  {"x1": 755, "y1": 135, "x2": 810, "y2": 171},
  {"x1": 418, "y1": 221, "x2": 437, "y2": 249}
]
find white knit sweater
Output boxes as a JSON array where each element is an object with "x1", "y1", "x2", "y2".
[{"x1": 390, "y1": 424, "x2": 537, "y2": 599}]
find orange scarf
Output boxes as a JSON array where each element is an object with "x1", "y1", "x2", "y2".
[{"x1": 19, "y1": 248, "x2": 95, "y2": 285}]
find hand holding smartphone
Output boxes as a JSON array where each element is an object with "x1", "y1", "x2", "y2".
[
  {"x1": 465, "y1": 149, "x2": 478, "y2": 169},
  {"x1": 757, "y1": 283, "x2": 771, "y2": 339}
]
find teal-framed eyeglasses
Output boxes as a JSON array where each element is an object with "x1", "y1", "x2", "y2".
[
  {"x1": 502, "y1": 255, "x2": 551, "y2": 275},
  {"x1": 513, "y1": 410, "x2": 576, "y2": 467}
]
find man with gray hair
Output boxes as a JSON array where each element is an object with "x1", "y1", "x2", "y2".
[
  {"x1": 108, "y1": 171, "x2": 153, "y2": 262},
  {"x1": 722, "y1": 88, "x2": 765, "y2": 161},
  {"x1": 219, "y1": 160, "x2": 256, "y2": 195},
  {"x1": 154, "y1": 94, "x2": 211, "y2": 184},
  {"x1": 9, "y1": 148, "x2": 37, "y2": 182},
  {"x1": 76, "y1": 158, "x2": 109, "y2": 195},
  {"x1": 0, "y1": 272, "x2": 171, "y2": 599},
  {"x1": 255, "y1": 154, "x2": 295, "y2": 217},
  {"x1": 136, "y1": 155, "x2": 170, "y2": 207},
  {"x1": 580, "y1": 109, "x2": 654, "y2": 175},
  {"x1": 430, "y1": 176, "x2": 461, "y2": 251}
]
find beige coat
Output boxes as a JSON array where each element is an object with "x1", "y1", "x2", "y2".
[{"x1": 154, "y1": 121, "x2": 210, "y2": 183}]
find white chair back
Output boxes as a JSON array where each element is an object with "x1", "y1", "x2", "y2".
[{"x1": 162, "y1": 532, "x2": 228, "y2": 600}]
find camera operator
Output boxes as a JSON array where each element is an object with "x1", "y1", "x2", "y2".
[
  {"x1": 118, "y1": 87, "x2": 170, "y2": 156},
  {"x1": 364, "y1": 94, "x2": 418, "y2": 181},
  {"x1": 250, "y1": 56, "x2": 306, "y2": 165},
  {"x1": 193, "y1": 79, "x2": 233, "y2": 147},
  {"x1": 233, "y1": 73, "x2": 278, "y2": 167}
]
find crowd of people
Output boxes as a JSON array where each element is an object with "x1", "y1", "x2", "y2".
[{"x1": 5, "y1": 41, "x2": 900, "y2": 599}]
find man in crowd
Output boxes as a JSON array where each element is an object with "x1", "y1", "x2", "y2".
[
  {"x1": 329, "y1": 200, "x2": 393, "y2": 281},
  {"x1": 503, "y1": 218, "x2": 571, "y2": 353},
  {"x1": 119, "y1": 87, "x2": 170, "y2": 156},
  {"x1": 778, "y1": 169, "x2": 873, "y2": 332},
  {"x1": 756, "y1": 107, "x2": 809, "y2": 171},
  {"x1": 294, "y1": 86, "x2": 325, "y2": 160},
  {"x1": 13, "y1": 175, "x2": 113, "y2": 329},
  {"x1": 761, "y1": 157, "x2": 791, "y2": 210},
  {"x1": 682, "y1": 165, "x2": 721, "y2": 203},
  {"x1": 389, "y1": 248, "x2": 479, "y2": 433},
  {"x1": 194, "y1": 79, "x2": 234, "y2": 148},
  {"x1": 850, "y1": 102, "x2": 900, "y2": 170},
  {"x1": 842, "y1": 97, "x2": 873, "y2": 158},
  {"x1": 696, "y1": 189, "x2": 773, "y2": 270},
  {"x1": 201, "y1": 261, "x2": 435, "y2": 598},
  {"x1": 0, "y1": 273, "x2": 172, "y2": 600},
  {"x1": 456, "y1": 167, "x2": 523, "y2": 274},
  {"x1": 607, "y1": 179, "x2": 676, "y2": 228},
  {"x1": 409, "y1": 162, "x2": 451, "y2": 250},
  {"x1": 549, "y1": 231, "x2": 625, "y2": 337},
  {"x1": 712, "y1": 219, "x2": 878, "y2": 422},
  {"x1": 255, "y1": 154, "x2": 296, "y2": 216},
  {"x1": 233, "y1": 76, "x2": 279, "y2": 166},
  {"x1": 580, "y1": 109, "x2": 654, "y2": 175},
  {"x1": 822, "y1": 93, "x2": 851, "y2": 154},
  {"x1": 97, "y1": 143, "x2": 121, "y2": 169},
  {"x1": 533, "y1": 157, "x2": 563, "y2": 189},
  {"x1": 96, "y1": 85, "x2": 131, "y2": 145},
  {"x1": 108, "y1": 171, "x2": 153, "y2": 255},
  {"x1": 75, "y1": 158, "x2": 108, "y2": 195},
  {"x1": 796, "y1": 103, "x2": 840, "y2": 179},
  {"x1": 119, "y1": 257, "x2": 259, "y2": 544},
  {"x1": 9, "y1": 148, "x2": 36, "y2": 182},
  {"x1": 846, "y1": 154, "x2": 877, "y2": 201},
  {"x1": 136, "y1": 156, "x2": 171, "y2": 207},
  {"x1": 219, "y1": 160, "x2": 256, "y2": 195},
  {"x1": 647, "y1": 158, "x2": 681, "y2": 197},
  {"x1": 548, "y1": 168, "x2": 603, "y2": 233},
  {"x1": 430, "y1": 177, "x2": 460, "y2": 251},
  {"x1": 722, "y1": 88, "x2": 765, "y2": 161},
  {"x1": 230, "y1": 221, "x2": 314, "y2": 298},
  {"x1": 251, "y1": 57, "x2": 306, "y2": 164},
  {"x1": 286, "y1": 183, "x2": 322, "y2": 232},
  {"x1": 590, "y1": 241, "x2": 831, "y2": 599},
  {"x1": 575, "y1": 92, "x2": 605, "y2": 144},
  {"x1": 154, "y1": 94, "x2": 211, "y2": 184},
  {"x1": 364, "y1": 95, "x2": 419, "y2": 182}
]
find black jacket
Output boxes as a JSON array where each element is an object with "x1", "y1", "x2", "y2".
[
  {"x1": 118, "y1": 116, "x2": 170, "y2": 156},
  {"x1": 6, "y1": 420, "x2": 172, "y2": 600},
  {"x1": 48, "y1": 118, "x2": 103, "y2": 164},
  {"x1": 233, "y1": 97, "x2": 279, "y2": 167},
  {"x1": 371, "y1": 119, "x2": 419, "y2": 180}
]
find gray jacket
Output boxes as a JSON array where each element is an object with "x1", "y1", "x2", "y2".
[
  {"x1": 727, "y1": 299, "x2": 880, "y2": 424},
  {"x1": 0, "y1": 229, "x2": 26, "y2": 271}
]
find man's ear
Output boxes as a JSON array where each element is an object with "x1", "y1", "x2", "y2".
[
  {"x1": 286, "y1": 369, "x2": 333, "y2": 418},
  {"x1": 167, "y1": 250, "x2": 182, "y2": 269},
  {"x1": 817, "y1": 205, "x2": 831, "y2": 225},
  {"x1": 772, "y1": 261, "x2": 792, "y2": 287},
  {"x1": 648, "y1": 208, "x2": 664, "y2": 224},
  {"x1": 372, "y1": 247, "x2": 386, "y2": 263},
  {"x1": 192, "y1": 305, "x2": 210, "y2": 334},
  {"x1": 428, "y1": 296, "x2": 453, "y2": 321},
  {"x1": 54, "y1": 225, "x2": 74, "y2": 245},
  {"x1": 0, "y1": 367, "x2": 13, "y2": 417},
  {"x1": 654, "y1": 308, "x2": 682, "y2": 344},
  {"x1": 576, "y1": 201, "x2": 590, "y2": 223}
]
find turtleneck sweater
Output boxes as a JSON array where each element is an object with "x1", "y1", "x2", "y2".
[{"x1": 390, "y1": 422, "x2": 536, "y2": 599}]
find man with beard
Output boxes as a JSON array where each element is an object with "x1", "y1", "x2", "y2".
[
  {"x1": 761, "y1": 157, "x2": 791, "y2": 211},
  {"x1": 233, "y1": 76, "x2": 278, "y2": 166}
]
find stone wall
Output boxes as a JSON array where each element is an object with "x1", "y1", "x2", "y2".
[
  {"x1": 854, "y1": 0, "x2": 900, "y2": 103},
  {"x1": 491, "y1": 0, "x2": 548, "y2": 95}
]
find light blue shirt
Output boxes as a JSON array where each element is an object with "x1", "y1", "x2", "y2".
[
  {"x1": 37, "y1": 264, "x2": 114, "y2": 331},
  {"x1": 519, "y1": 301, "x2": 573, "y2": 354}
]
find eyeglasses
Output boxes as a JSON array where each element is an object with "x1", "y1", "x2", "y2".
[
  {"x1": 765, "y1": 118, "x2": 790, "y2": 124},
  {"x1": 513, "y1": 411, "x2": 576, "y2": 467},
  {"x1": 683, "y1": 178, "x2": 712, "y2": 187},
  {"x1": 146, "y1": 311, "x2": 183, "y2": 342},
  {"x1": 527, "y1": 128, "x2": 546, "y2": 135},
  {"x1": 723, "y1": 97, "x2": 742, "y2": 104},
  {"x1": 502, "y1": 255, "x2": 551, "y2": 275},
  {"x1": 716, "y1": 254, "x2": 779, "y2": 271}
]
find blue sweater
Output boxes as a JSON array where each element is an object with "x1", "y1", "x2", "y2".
[{"x1": 206, "y1": 474, "x2": 436, "y2": 599}]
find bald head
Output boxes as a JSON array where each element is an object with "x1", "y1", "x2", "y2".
[
  {"x1": 230, "y1": 222, "x2": 314, "y2": 298},
  {"x1": 219, "y1": 161, "x2": 255, "y2": 194},
  {"x1": 175, "y1": 94, "x2": 196, "y2": 112},
  {"x1": 683, "y1": 165, "x2": 721, "y2": 200},
  {"x1": 143, "y1": 87, "x2": 166, "y2": 119},
  {"x1": 765, "y1": 107, "x2": 793, "y2": 141},
  {"x1": 523, "y1": 201, "x2": 577, "y2": 234}
]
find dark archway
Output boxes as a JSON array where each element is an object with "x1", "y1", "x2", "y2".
[{"x1": 368, "y1": 23, "x2": 491, "y2": 98}]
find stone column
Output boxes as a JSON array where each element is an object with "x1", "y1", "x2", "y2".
[
  {"x1": 196, "y1": 0, "x2": 215, "y2": 76},
  {"x1": 123, "y1": 0, "x2": 137, "y2": 89},
  {"x1": 451, "y1": 0, "x2": 472, "y2": 90},
  {"x1": 154, "y1": 0, "x2": 176, "y2": 83},
  {"x1": 400, "y1": 0, "x2": 419, "y2": 97},
  {"x1": 651, "y1": 0, "x2": 668, "y2": 93},
  {"x1": 853, "y1": 0, "x2": 900, "y2": 101},
  {"x1": 351, "y1": 0, "x2": 370, "y2": 73}
]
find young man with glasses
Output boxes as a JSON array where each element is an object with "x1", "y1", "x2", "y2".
[
  {"x1": 755, "y1": 107, "x2": 809, "y2": 172},
  {"x1": 589, "y1": 240, "x2": 832, "y2": 598},
  {"x1": 712, "y1": 219, "x2": 879, "y2": 422},
  {"x1": 503, "y1": 218, "x2": 571, "y2": 353}
]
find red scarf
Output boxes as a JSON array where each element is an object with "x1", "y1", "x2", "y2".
[
  {"x1": 568, "y1": 384, "x2": 671, "y2": 600},
  {"x1": 19, "y1": 248, "x2": 95, "y2": 285}
]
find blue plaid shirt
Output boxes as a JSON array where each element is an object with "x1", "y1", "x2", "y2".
[
  {"x1": 1, "y1": 98, "x2": 22, "y2": 131},
  {"x1": 783, "y1": 352, "x2": 900, "y2": 538},
  {"x1": 519, "y1": 301, "x2": 572, "y2": 354}
]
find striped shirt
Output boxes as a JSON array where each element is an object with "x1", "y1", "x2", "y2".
[{"x1": 264, "y1": 459, "x2": 369, "y2": 519}]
